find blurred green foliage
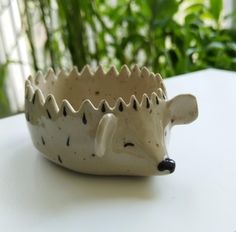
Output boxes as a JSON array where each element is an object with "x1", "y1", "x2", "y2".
[
  {"x1": 0, "y1": 63, "x2": 10, "y2": 117},
  {"x1": 29, "y1": 0, "x2": 236, "y2": 76},
  {"x1": 1, "y1": 0, "x2": 236, "y2": 117}
]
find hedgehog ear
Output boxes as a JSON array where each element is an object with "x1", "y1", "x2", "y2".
[
  {"x1": 167, "y1": 94, "x2": 198, "y2": 125},
  {"x1": 95, "y1": 113, "x2": 118, "y2": 157}
]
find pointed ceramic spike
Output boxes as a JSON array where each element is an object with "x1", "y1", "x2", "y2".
[
  {"x1": 141, "y1": 94, "x2": 151, "y2": 109},
  {"x1": 47, "y1": 67, "x2": 55, "y2": 76},
  {"x1": 150, "y1": 92, "x2": 159, "y2": 104},
  {"x1": 154, "y1": 73, "x2": 163, "y2": 87},
  {"x1": 95, "y1": 65, "x2": 105, "y2": 78},
  {"x1": 44, "y1": 94, "x2": 59, "y2": 118},
  {"x1": 160, "y1": 81, "x2": 167, "y2": 97},
  {"x1": 59, "y1": 100, "x2": 75, "y2": 117},
  {"x1": 35, "y1": 71, "x2": 43, "y2": 85},
  {"x1": 146, "y1": 96, "x2": 151, "y2": 109},
  {"x1": 141, "y1": 93, "x2": 147, "y2": 103},
  {"x1": 79, "y1": 99, "x2": 96, "y2": 112},
  {"x1": 155, "y1": 73, "x2": 167, "y2": 97},
  {"x1": 69, "y1": 66, "x2": 79, "y2": 78},
  {"x1": 157, "y1": 88, "x2": 166, "y2": 100},
  {"x1": 45, "y1": 94, "x2": 53, "y2": 103},
  {"x1": 131, "y1": 64, "x2": 140, "y2": 72},
  {"x1": 149, "y1": 72, "x2": 155, "y2": 79},
  {"x1": 28, "y1": 75, "x2": 34, "y2": 83},
  {"x1": 48, "y1": 67, "x2": 54, "y2": 73},
  {"x1": 57, "y1": 69, "x2": 67, "y2": 79},
  {"x1": 72, "y1": 66, "x2": 79, "y2": 73},
  {"x1": 98, "y1": 99, "x2": 111, "y2": 113},
  {"x1": 106, "y1": 66, "x2": 118, "y2": 78},
  {"x1": 78, "y1": 99, "x2": 96, "y2": 125},
  {"x1": 131, "y1": 64, "x2": 141, "y2": 78},
  {"x1": 25, "y1": 85, "x2": 34, "y2": 100},
  {"x1": 155, "y1": 73, "x2": 163, "y2": 80},
  {"x1": 33, "y1": 89, "x2": 45, "y2": 105},
  {"x1": 119, "y1": 65, "x2": 130, "y2": 78},
  {"x1": 25, "y1": 80, "x2": 31, "y2": 88},
  {"x1": 129, "y1": 95, "x2": 140, "y2": 111},
  {"x1": 81, "y1": 65, "x2": 92, "y2": 78},
  {"x1": 115, "y1": 97, "x2": 127, "y2": 112},
  {"x1": 162, "y1": 90, "x2": 167, "y2": 99},
  {"x1": 45, "y1": 68, "x2": 56, "y2": 81},
  {"x1": 25, "y1": 81, "x2": 31, "y2": 100},
  {"x1": 140, "y1": 67, "x2": 150, "y2": 78}
]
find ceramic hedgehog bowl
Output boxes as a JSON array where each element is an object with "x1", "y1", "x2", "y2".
[{"x1": 25, "y1": 65, "x2": 198, "y2": 176}]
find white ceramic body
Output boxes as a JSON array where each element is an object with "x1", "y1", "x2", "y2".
[{"x1": 25, "y1": 65, "x2": 198, "y2": 176}]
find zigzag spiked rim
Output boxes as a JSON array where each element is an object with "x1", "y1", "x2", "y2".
[{"x1": 25, "y1": 65, "x2": 167, "y2": 116}]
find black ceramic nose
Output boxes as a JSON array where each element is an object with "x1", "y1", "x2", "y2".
[{"x1": 158, "y1": 158, "x2": 176, "y2": 173}]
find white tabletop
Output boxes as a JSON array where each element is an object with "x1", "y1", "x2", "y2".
[{"x1": 1, "y1": 69, "x2": 236, "y2": 232}]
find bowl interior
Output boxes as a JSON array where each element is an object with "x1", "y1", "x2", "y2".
[{"x1": 31, "y1": 67, "x2": 164, "y2": 110}]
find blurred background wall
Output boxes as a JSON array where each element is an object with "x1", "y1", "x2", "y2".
[{"x1": 0, "y1": 0, "x2": 236, "y2": 118}]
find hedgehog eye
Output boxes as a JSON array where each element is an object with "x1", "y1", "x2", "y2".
[{"x1": 124, "y1": 142, "x2": 135, "y2": 148}]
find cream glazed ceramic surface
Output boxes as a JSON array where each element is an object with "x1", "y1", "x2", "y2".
[{"x1": 25, "y1": 65, "x2": 198, "y2": 176}]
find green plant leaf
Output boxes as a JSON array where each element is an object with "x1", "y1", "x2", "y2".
[
  {"x1": 227, "y1": 42, "x2": 236, "y2": 51},
  {"x1": 185, "y1": 3, "x2": 205, "y2": 15},
  {"x1": 207, "y1": 41, "x2": 225, "y2": 50},
  {"x1": 209, "y1": 0, "x2": 222, "y2": 21},
  {"x1": 148, "y1": 0, "x2": 179, "y2": 21}
]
